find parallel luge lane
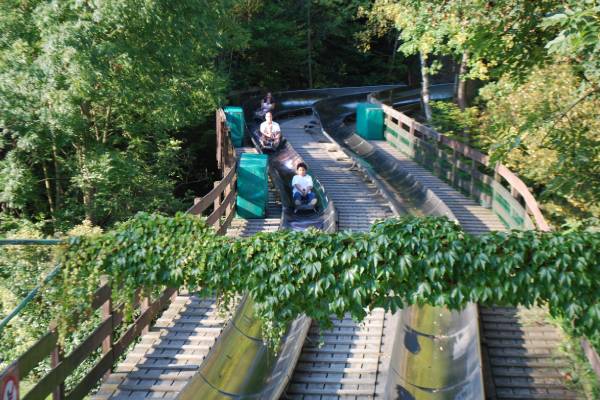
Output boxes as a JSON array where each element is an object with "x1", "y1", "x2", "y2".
[{"x1": 281, "y1": 116, "x2": 394, "y2": 399}]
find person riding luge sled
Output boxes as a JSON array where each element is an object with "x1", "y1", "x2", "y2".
[
  {"x1": 292, "y1": 162, "x2": 317, "y2": 209},
  {"x1": 259, "y1": 111, "x2": 282, "y2": 150},
  {"x1": 255, "y1": 92, "x2": 276, "y2": 120}
]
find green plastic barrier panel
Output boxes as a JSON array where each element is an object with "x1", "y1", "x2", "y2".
[
  {"x1": 356, "y1": 103, "x2": 384, "y2": 140},
  {"x1": 236, "y1": 153, "x2": 268, "y2": 219},
  {"x1": 224, "y1": 106, "x2": 245, "y2": 147}
]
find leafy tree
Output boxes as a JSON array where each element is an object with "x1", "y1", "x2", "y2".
[
  {"x1": 0, "y1": 0, "x2": 246, "y2": 230},
  {"x1": 477, "y1": 64, "x2": 600, "y2": 225},
  {"x1": 228, "y1": 0, "x2": 403, "y2": 91},
  {"x1": 542, "y1": 0, "x2": 600, "y2": 90},
  {"x1": 360, "y1": 0, "x2": 563, "y2": 112}
]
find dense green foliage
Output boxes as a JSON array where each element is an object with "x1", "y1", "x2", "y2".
[
  {"x1": 478, "y1": 65, "x2": 600, "y2": 225},
  {"x1": 362, "y1": 0, "x2": 564, "y2": 82},
  {"x1": 227, "y1": 0, "x2": 405, "y2": 90},
  {"x1": 0, "y1": 0, "x2": 403, "y2": 233},
  {"x1": 0, "y1": 221, "x2": 101, "y2": 379},
  {"x1": 363, "y1": 0, "x2": 600, "y2": 226},
  {"x1": 55, "y1": 213, "x2": 600, "y2": 344},
  {"x1": 0, "y1": 226, "x2": 55, "y2": 369},
  {"x1": 0, "y1": 0, "x2": 244, "y2": 230}
]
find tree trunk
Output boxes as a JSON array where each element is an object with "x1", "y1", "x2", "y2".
[
  {"x1": 457, "y1": 51, "x2": 469, "y2": 111},
  {"x1": 75, "y1": 144, "x2": 94, "y2": 223},
  {"x1": 420, "y1": 53, "x2": 432, "y2": 121},
  {"x1": 388, "y1": 35, "x2": 400, "y2": 81},
  {"x1": 103, "y1": 105, "x2": 112, "y2": 144},
  {"x1": 83, "y1": 188, "x2": 93, "y2": 223},
  {"x1": 307, "y1": 0, "x2": 313, "y2": 88},
  {"x1": 52, "y1": 142, "x2": 62, "y2": 210},
  {"x1": 453, "y1": 60, "x2": 459, "y2": 100},
  {"x1": 42, "y1": 161, "x2": 55, "y2": 218}
]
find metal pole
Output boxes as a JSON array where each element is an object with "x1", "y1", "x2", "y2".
[
  {"x1": 0, "y1": 265, "x2": 61, "y2": 334},
  {"x1": 0, "y1": 239, "x2": 64, "y2": 245}
]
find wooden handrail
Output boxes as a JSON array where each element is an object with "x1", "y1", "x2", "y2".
[
  {"x1": 0, "y1": 280, "x2": 175, "y2": 400},
  {"x1": 187, "y1": 166, "x2": 236, "y2": 215},
  {"x1": 0, "y1": 108, "x2": 238, "y2": 399},
  {"x1": 380, "y1": 103, "x2": 550, "y2": 231}
]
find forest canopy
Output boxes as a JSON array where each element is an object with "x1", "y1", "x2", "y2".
[
  {"x1": 0, "y1": 0, "x2": 404, "y2": 233},
  {"x1": 362, "y1": 0, "x2": 600, "y2": 226}
]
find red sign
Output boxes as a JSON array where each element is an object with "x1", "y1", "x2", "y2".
[{"x1": 1, "y1": 364, "x2": 19, "y2": 400}]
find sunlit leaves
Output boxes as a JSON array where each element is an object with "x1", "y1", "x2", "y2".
[
  {"x1": 478, "y1": 64, "x2": 600, "y2": 225},
  {"x1": 56, "y1": 213, "x2": 600, "y2": 346}
]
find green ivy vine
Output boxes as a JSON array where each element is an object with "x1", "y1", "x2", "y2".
[{"x1": 56, "y1": 212, "x2": 600, "y2": 344}]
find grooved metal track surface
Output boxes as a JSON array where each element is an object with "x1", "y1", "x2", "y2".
[
  {"x1": 92, "y1": 152, "x2": 281, "y2": 400},
  {"x1": 281, "y1": 116, "x2": 395, "y2": 399},
  {"x1": 370, "y1": 139, "x2": 585, "y2": 400}
]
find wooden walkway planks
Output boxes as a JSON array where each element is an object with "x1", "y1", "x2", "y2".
[
  {"x1": 282, "y1": 116, "x2": 394, "y2": 400},
  {"x1": 480, "y1": 307, "x2": 586, "y2": 400},
  {"x1": 92, "y1": 295, "x2": 230, "y2": 400}
]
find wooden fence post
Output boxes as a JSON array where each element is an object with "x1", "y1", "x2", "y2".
[
  {"x1": 434, "y1": 140, "x2": 443, "y2": 178},
  {"x1": 51, "y1": 344, "x2": 64, "y2": 400},
  {"x1": 493, "y1": 168, "x2": 502, "y2": 184},
  {"x1": 216, "y1": 110, "x2": 222, "y2": 170},
  {"x1": 408, "y1": 121, "x2": 416, "y2": 159},
  {"x1": 213, "y1": 181, "x2": 221, "y2": 227},
  {"x1": 451, "y1": 148, "x2": 459, "y2": 187},
  {"x1": 224, "y1": 172, "x2": 233, "y2": 221},
  {"x1": 141, "y1": 296, "x2": 150, "y2": 335},
  {"x1": 100, "y1": 275, "x2": 113, "y2": 378},
  {"x1": 469, "y1": 160, "x2": 478, "y2": 199},
  {"x1": 510, "y1": 185, "x2": 520, "y2": 200}
]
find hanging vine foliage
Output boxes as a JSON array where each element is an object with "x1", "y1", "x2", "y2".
[{"x1": 55, "y1": 212, "x2": 600, "y2": 343}]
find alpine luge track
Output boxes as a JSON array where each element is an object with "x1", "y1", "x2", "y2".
[
  {"x1": 279, "y1": 114, "x2": 394, "y2": 399},
  {"x1": 306, "y1": 85, "x2": 585, "y2": 399},
  {"x1": 91, "y1": 85, "x2": 586, "y2": 400}
]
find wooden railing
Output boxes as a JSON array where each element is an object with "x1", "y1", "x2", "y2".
[
  {"x1": 0, "y1": 109, "x2": 240, "y2": 399},
  {"x1": 216, "y1": 108, "x2": 236, "y2": 171},
  {"x1": 378, "y1": 103, "x2": 550, "y2": 231},
  {"x1": 188, "y1": 109, "x2": 237, "y2": 235},
  {"x1": 0, "y1": 280, "x2": 175, "y2": 400},
  {"x1": 375, "y1": 101, "x2": 600, "y2": 380}
]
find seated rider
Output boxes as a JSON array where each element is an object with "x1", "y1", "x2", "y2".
[
  {"x1": 292, "y1": 162, "x2": 317, "y2": 207},
  {"x1": 256, "y1": 92, "x2": 275, "y2": 118},
  {"x1": 259, "y1": 111, "x2": 282, "y2": 148}
]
